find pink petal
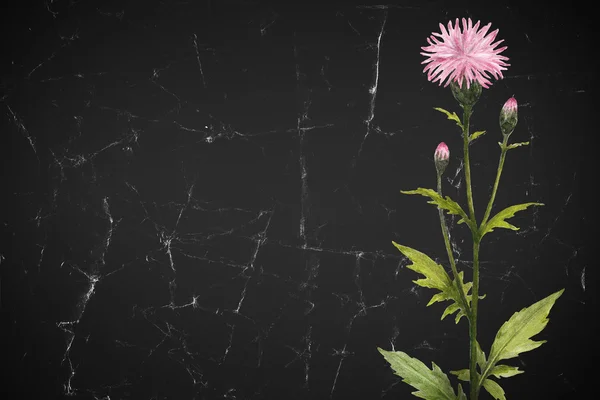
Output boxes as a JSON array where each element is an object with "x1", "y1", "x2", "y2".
[{"x1": 421, "y1": 18, "x2": 509, "y2": 89}]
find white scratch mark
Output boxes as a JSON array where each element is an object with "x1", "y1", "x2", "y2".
[
  {"x1": 192, "y1": 33, "x2": 207, "y2": 88},
  {"x1": 366, "y1": 12, "x2": 387, "y2": 124}
]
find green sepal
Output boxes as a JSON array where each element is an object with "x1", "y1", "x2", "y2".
[
  {"x1": 480, "y1": 202, "x2": 544, "y2": 238},
  {"x1": 434, "y1": 107, "x2": 463, "y2": 129},
  {"x1": 400, "y1": 188, "x2": 476, "y2": 233},
  {"x1": 378, "y1": 348, "x2": 461, "y2": 400},
  {"x1": 450, "y1": 80, "x2": 482, "y2": 107}
]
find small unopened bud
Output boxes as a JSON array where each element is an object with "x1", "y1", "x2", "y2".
[
  {"x1": 450, "y1": 79, "x2": 482, "y2": 108},
  {"x1": 500, "y1": 97, "x2": 518, "y2": 136},
  {"x1": 434, "y1": 142, "x2": 450, "y2": 176}
]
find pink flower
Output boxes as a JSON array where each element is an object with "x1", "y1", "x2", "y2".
[
  {"x1": 421, "y1": 18, "x2": 509, "y2": 89},
  {"x1": 501, "y1": 97, "x2": 518, "y2": 114},
  {"x1": 500, "y1": 97, "x2": 518, "y2": 136},
  {"x1": 434, "y1": 142, "x2": 449, "y2": 162},
  {"x1": 434, "y1": 142, "x2": 450, "y2": 175}
]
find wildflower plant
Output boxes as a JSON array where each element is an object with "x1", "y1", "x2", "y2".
[{"x1": 378, "y1": 18, "x2": 564, "y2": 400}]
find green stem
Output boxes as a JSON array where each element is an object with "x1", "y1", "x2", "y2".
[
  {"x1": 481, "y1": 137, "x2": 509, "y2": 228},
  {"x1": 473, "y1": 136, "x2": 511, "y2": 397},
  {"x1": 436, "y1": 174, "x2": 471, "y2": 322},
  {"x1": 469, "y1": 240, "x2": 481, "y2": 400},
  {"x1": 462, "y1": 106, "x2": 476, "y2": 222},
  {"x1": 460, "y1": 105, "x2": 480, "y2": 400}
]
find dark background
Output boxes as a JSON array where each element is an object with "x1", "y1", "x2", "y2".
[{"x1": 0, "y1": 1, "x2": 594, "y2": 399}]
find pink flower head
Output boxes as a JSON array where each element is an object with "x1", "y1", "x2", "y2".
[
  {"x1": 421, "y1": 18, "x2": 509, "y2": 89},
  {"x1": 500, "y1": 96, "x2": 518, "y2": 136},
  {"x1": 434, "y1": 142, "x2": 449, "y2": 162},
  {"x1": 502, "y1": 97, "x2": 518, "y2": 114},
  {"x1": 434, "y1": 142, "x2": 450, "y2": 175}
]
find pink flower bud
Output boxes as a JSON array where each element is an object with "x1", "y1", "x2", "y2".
[
  {"x1": 434, "y1": 142, "x2": 450, "y2": 175},
  {"x1": 500, "y1": 97, "x2": 518, "y2": 136}
]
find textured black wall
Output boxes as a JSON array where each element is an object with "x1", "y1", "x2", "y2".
[{"x1": 1, "y1": 1, "x2": 594, "y2": 399}]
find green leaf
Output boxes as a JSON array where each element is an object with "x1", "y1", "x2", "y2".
[
  {"x1": 506, "y1": 141, "x2": 530, "y2": 150},
  {"x1": 482, "y1": 378, "x2": 506, "y2": 400},
  {"x1": 446, "y1": 273, "x2": 479, "y2": 324},
  {"x1": 392, "y1": 242, "x2": 452, "y2": 292},
  {"x1": 480, "y1": 202, "x2": 544, "y2": 238},
  {"x1": 469, "y1": 130, "x2": 486, "y2": 143},
  {"x1": 391, "y1": 243, "x2": 476, "y2": 324},
  {"x1": 489, "y1": 365, "x2": 524, "y2": 379},
  {"x1": 475, "y1": 341, "x2": 487, "y2": 370},
  {"x1": 378, "y1": 348, "x2": 459, "y2": 400},
  {"x1": 449, "y1": 369, "x2": 470, "y2": 382},
  {"x1": 400, "y1": 188, "x2": 476, "y2": 233},
  {"x1": 434, "y1": 107, "x2": 463, "y2": 129},
  {"x1": 482, "y1": 289, "x2": 564, "y2": 383},
  {"x1": 441, "y1": 302, "x2": 459, "y2": 320}
]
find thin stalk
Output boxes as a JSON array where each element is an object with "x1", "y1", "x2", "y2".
[
  {"x1": 474, "y1": 135, "x2": 510, "y2": 397},
  {"x1": 469, "y1": 240, "x2": 481, "y2": 400},
  {"x1": 436, "y1": 173, "x2": 471, "y2": 321},
  {"x1": 462, "y1": 106, "x2": 476, "y2": 222},
  {"x1": 460, "y1": 104, "x2": 480, "y2": 400},
  {"x1": 481, "y1": 137, "x2": 509, "y2": 227}
]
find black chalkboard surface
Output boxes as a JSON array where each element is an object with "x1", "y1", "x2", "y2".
[{"x1": 1, "y1": 1, "x2": 593, "y2": 399}]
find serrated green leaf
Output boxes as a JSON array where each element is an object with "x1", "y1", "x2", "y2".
[
  {"x1": 400, "y1": 188, "x2": 476, "y2": 232},
  {"x1": 475, "y1": 341, "x2": 487, "y2": 371},
  {"x1": 446, "y1": 273, "x2": 475, "y2": 324},
  {"x1": 441, "y1": 273, "x2": 482, "y2": 325},
  {"x1": 507, "y1": 141, "x2": 529, "y2": 150},
  {"x1": 449, "y1": 369, "x2": 470, "y2": 382},
  {"x1": 480, "y1": 202, "x2": 544, "y2": 238},
  {"x1": 392, "y1": 242, "x2": 452, "y2": 292},
  {"x1": 441, "y1": 303, "x2": 459, "y2": 320},
  {"x1": 482, "y1": 378, "x2": 506, "y2": 400},
  {"x1": 434, "y1": 107, "x2": 463, "y2": 129},
  {"x1": 454, "y1": 309, "x2": 468, "y2": 324},
  {"x1": 378, "y1": 348, "x2": 459, "y2": 400},
  {"x1": 489, "y1": 364, "x2": 524, "y2": 379},
  {"x1": 451, "y1": 356, "x2": 518, "y2": 390},
  {"x1": 391, "y1": 243, "x2": 476, "y2": 324},
  {"x1": 482, "y1": 289, "x2": 564, "y2": 384},
  {"x1": 469, "y1": 130, "x2": 486, "y2": 143}
]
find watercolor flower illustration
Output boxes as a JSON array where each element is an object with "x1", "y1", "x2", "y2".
[
  {"x1": 377, "y1": 17, "x2": 564, "y2": 400},
  {"x1": 434, "y1": 142, "x2": 450, "y2": 175},
  {"x1": 500, "y1": 96, "x2": 519, "y2": 136},
  {"x1": 421, "y1": 18, "x2": 510, "y2": 89}
]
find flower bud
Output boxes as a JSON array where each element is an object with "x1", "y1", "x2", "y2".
[
  {"x1": 450, "y1": 79, "x2": 482, "y2": 108},
  {"x1": 499, "y1": 97, "x2": 518, "y2": 136},
  {"x1": 434, "y1": 142, "x2": 450, "y2": 176}
]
